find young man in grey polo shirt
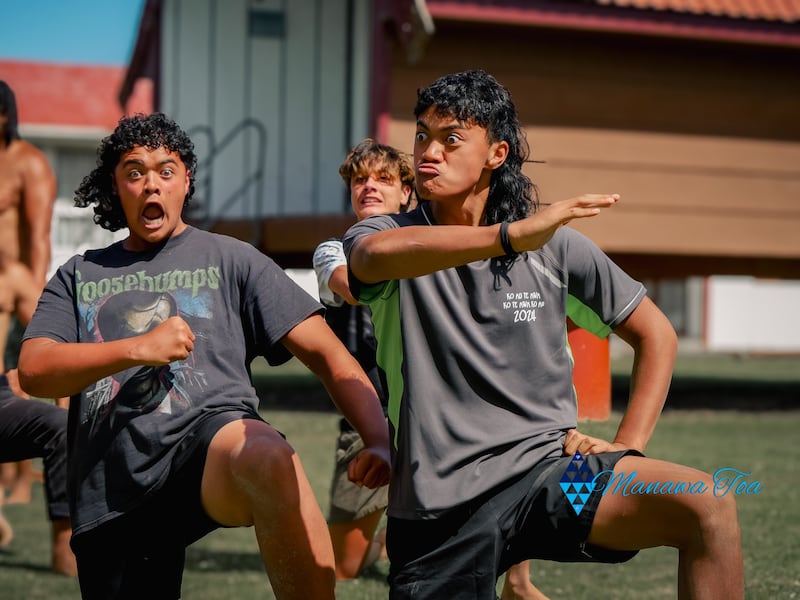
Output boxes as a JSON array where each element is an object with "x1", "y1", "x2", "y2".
[{"x1": 344, "y1": 69, "x2": 743, "y2": 600}]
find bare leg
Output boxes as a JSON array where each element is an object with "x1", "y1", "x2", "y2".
[
  {"x1": 202, "y1": 420, "x2": 336, "y2": 600},
  {"x1": 51, "y1": 517, "x2": 77, "y2": 576},
  {"x1": 588, "y1": 455, "x2": 744, "y2": 600},
  {"x1": 0, "y1": 461, "x2": 15, "y2": 488},
  {"x1": 3, "y1": 373, "x2": 39, "y2": 504},
  {"x1": 6, "y1": 459, "x2": 37, "y2": 504},
  {"x1": 0, "y1": 486, "x2": 13, "y2": 546},
  {"x1": 329, "y1": 510, "x2": 385, "y2": 580},
  {"x1": 500, "y1": 561, "x2": 550, "y2": 600}
]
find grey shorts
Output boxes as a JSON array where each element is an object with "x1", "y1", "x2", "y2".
[
  {"x1": 387, "y1": 449, "x2": 643, "y2": 600},
  {"x1": 328, "y1": 429, "x2": 389, "y2": 524}
]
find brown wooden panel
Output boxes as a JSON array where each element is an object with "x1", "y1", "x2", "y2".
[
  {"x1": 204, "y1": 214, "x2": 357, "y2": 267},
  {"x1": 389, "y1": 22, "x2": 800, "y2": 141}
]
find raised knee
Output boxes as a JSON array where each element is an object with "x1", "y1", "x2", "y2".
[
  {"x1": 689, "y1": 488, "x2": 741, "y2": 550},
  {"x1": 230, "y1": 433, "x2": 297, "y2": 488},
  {"x1": 707, "y1": 492, "x2": 740, "y2": 535}
]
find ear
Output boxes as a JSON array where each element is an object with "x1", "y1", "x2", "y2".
[
  {"x1": 487, "y1": 140, "x2": 509, "y2": 170},
  {"x1": 401, "y1": 184, "x2": 412, "y2": 207}
]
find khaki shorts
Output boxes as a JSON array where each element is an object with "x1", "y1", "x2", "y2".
[{"x1": 327, "y1": 429, "x2": 389, "y2": 523}]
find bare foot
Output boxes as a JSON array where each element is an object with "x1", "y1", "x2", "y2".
[
  {"x1": 375, "y1": 526, "x2": 388, "y2": 561},
  {"x1": 5, "y1": 458, "x2": 37, "y2": 504},
  {"x1": 5, "y1": 476, "x2": 34, "y2": 504},
  {"x1": 500, "y1": 580, "x2": 551, "y2": 600},
  {"x1": 0, "y1": 504, "x2": 14, "y2": 547},
  {"x1": 501, "y1": 561, "x2": 551, "y2": 600},
  {"x1": 51, "y1": 550, "x2": 78, "y2": 577}
]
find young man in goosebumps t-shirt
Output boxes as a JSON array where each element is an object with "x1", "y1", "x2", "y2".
[{"x1": 19, "y1": 113, "x2": 390, "y2": 600}]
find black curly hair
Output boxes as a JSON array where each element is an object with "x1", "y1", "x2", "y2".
[
  {"x1": 75, "y1": 113, "x2": 197, "y2": 231},
  {"x1": 0, "y1": 81, "x2": 20, "y2": 145},
  {"x1": 414, "y1": 70, "x2": 538, "y2": 225}
]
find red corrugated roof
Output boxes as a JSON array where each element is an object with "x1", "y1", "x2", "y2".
[
  {"x1": 0, "y1": 60, "x2": 153, "y2": 130},
  {"x1": 428, "y1": 0, "x2": 800, "y2": 22},
  {"x1": 426, "y1": 0, "x2": 800, "y2": 46},
  {"x1": 595, "y1": 0, "x2": 800, "y2": 22},
  {"x1": 594, "y1": 0, "x2": 800, "y2": 23}
]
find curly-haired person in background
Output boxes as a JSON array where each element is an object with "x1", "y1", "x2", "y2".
[
  {"x1": 18, "y1": 112, "x2": 390, "y2": 600},
  {"x1": 313, "y1": 139, "x2": 412, "y2": 580}
]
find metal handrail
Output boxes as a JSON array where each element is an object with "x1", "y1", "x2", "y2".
[{"x1": 187, "y1": 118, "x2": 267, "y2": 246}]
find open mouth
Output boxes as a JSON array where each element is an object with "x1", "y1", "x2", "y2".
[{"x1": 142, "y1": 205, "x2": 165, "y2": 228}]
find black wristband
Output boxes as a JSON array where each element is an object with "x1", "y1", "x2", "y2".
[{"x1": 499, "y1": 221, "x2": 516, "y2": 255}]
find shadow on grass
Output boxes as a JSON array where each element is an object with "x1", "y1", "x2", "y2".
[
  {"x1": 185, "y1": 547, "x2": 264, "y2": 572},
  {"x1": 351, "y1": 560, "x2": 390, "y2": 583},
  {"x1": 613, "y1": 375, "x2": 799, "y2": 411},
  {"x1": 251, "y1": 369, "x2": 800, "y2": 413},
  {"x1": 184, "y1": 547, "x2": 389, "y2": 584},
  {"x1": 0, "y1": 547, "x2": 55, "y2": 575}
]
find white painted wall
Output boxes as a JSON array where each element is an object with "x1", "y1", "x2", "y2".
[
  {"x1": 706, "y1": 276, "x2": 800, "y2": 352},
  {"x1": 159, "y1": 0, "x2": 370, "y2": 222}
]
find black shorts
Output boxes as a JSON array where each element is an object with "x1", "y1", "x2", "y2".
[
  {"x1": 387, "y1": 449, "x2": 642, "y2": 600},
  {"x1": 71, "y1": 410, "x2": 264, "y2": 600}
]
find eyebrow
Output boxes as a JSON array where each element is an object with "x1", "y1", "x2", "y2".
[
  {"x1": 120, "y1": 157, "x2": 179, "y2": 169},
  {"x1": 416, "y1": 119, "x2": 464, "y2": 132}
]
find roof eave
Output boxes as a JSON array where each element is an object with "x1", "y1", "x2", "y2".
[{"x1": 427, "y1": 3, "x2": 800, "y2": 49}]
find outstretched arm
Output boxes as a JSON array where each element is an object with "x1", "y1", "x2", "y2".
[
  {"x1": 564, "y1": 296, "x2": 677, "y2": 456},
  {"x1": 282, "y1": 314, "x2": 390, "y2": 489},
  {"x1": 350, "y1": 194, "x2": 618, "y2": 283},
  {"x1": 18, "y1": 316, "x2": 195, "y2": 398}
]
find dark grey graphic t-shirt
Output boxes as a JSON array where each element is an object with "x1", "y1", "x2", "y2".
[{"x1": 24, "y1": 226, "x2": 322, "y2": 534}]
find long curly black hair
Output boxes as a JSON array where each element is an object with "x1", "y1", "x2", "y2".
[
  {"x1": 75, "y1": 113, "x2": 197, "y2": 231},
  {"x1": 414, "y1": 70, "x2": 538, "y2": 225}
]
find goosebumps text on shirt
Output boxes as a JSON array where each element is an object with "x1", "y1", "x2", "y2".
[{"x1": 75, "y1": 266, "x2": 222, "y2": 303}]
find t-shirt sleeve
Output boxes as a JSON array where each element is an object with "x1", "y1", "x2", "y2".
[
  {"x1": 22, "y1": 258, "x2": 80, "y2": 344},
  {"x1": 341, "y1": 214, "x2": 398, "y2": 304},
  {"x1": 561, "y1": 228, "x2": 647, "y2": 338},
  {"x1": 241, "y1": 252, "x2": 324, "y2": 366},
  {"x1": 312, "y1": 239, "x2": 346, "y2": 307}
]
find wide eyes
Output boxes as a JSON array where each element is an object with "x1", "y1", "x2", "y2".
[
  {"x1": 354, "y1": 173, "x2": 394, "y2": 185},
  {"x1": 126, "y1": 167, "x2": 174, "y2": 180},
  {"x1": 414, "y1": 131, "x2": 460, "y2": 145}
]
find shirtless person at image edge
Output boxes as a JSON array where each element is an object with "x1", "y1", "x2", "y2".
[{"x1": 0, "y1": 80, "x2": 57, "y2": 504}]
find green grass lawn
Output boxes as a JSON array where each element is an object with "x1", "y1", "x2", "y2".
[
  {"x1": 1, "y1": 408, "x2": 798, "y2": 599},
  {"x1": 2, "y1": 351, "x2": 799, "y2": 598}
]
